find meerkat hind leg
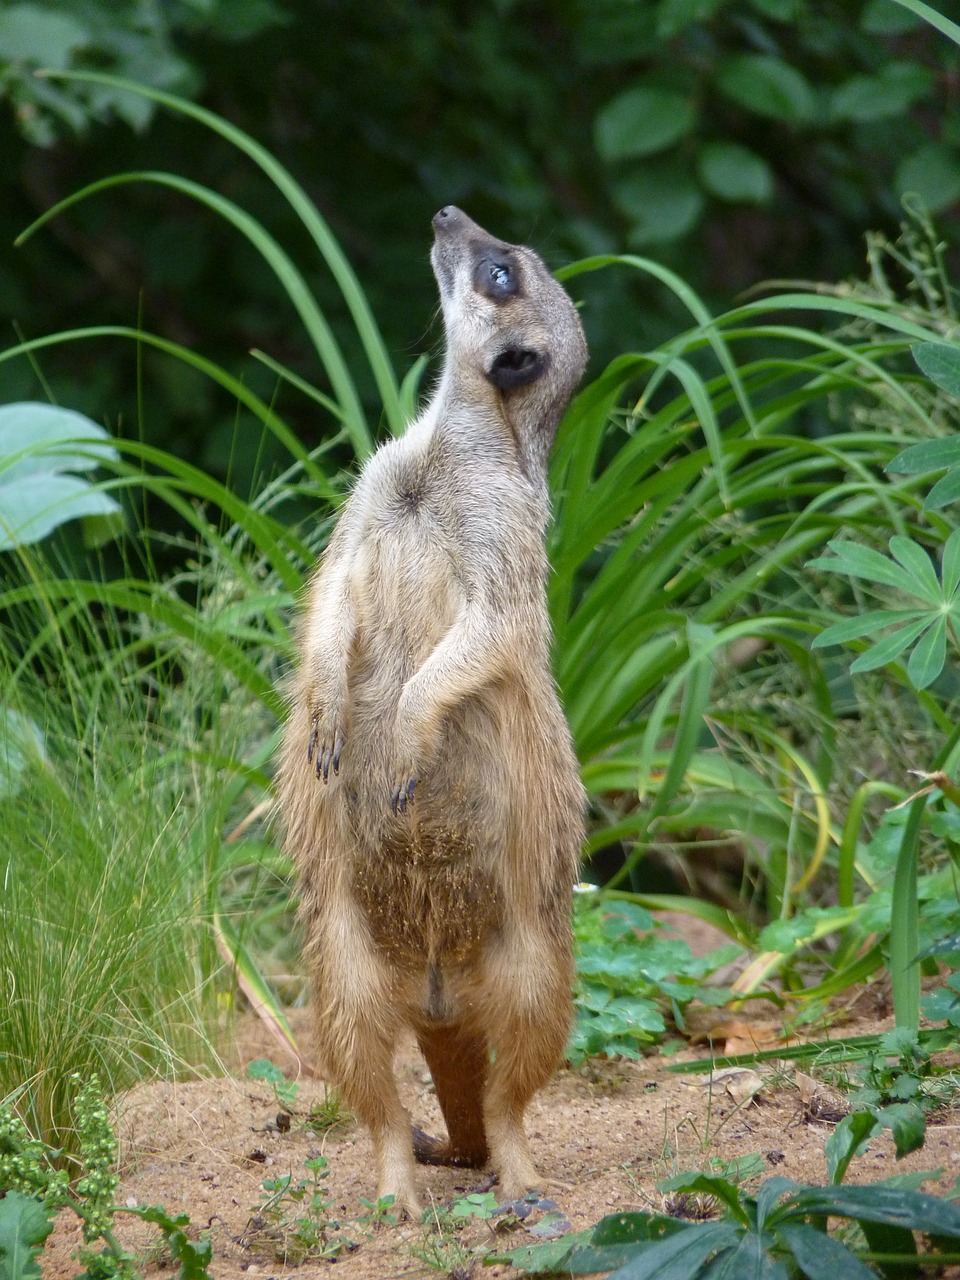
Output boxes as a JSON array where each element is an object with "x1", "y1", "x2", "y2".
[{"x1": 413, "y1": 1022, "x2": 489, "y2": 1168}]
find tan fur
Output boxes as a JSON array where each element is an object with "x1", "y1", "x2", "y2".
[{"x1": 277, "y1": 206, "x2": 588, "y2": 1217}]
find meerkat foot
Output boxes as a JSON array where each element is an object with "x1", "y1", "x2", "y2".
[{"x1": 412, "y1": 1125, "x2": 487, "y2": 1168}]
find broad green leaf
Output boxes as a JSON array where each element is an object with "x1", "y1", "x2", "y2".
[
  {"x1": 595, "y1": 87, "x2": 697, "y2": 161},
  {"x1": 774, "y1": 1224, "x2": 876, "y2": 1280},
  {"x1": 0, "y1": 474, "x2": 120, "y2": 552},
  {"x1": 701, "y1": 1229, "x2": 787, "y2": 1279},
  {"x1": 614, "y1": 164, "x2": 705, "y2": 245},
  {"x1": 749, "y1": 0, "x2": 796, "y2": 16},
  {"x1": 849, "y1": 617, "x2": 930, "y2": 674},
  {"x1": 785, "y1": 1184, "x2": 960, "y2": 1236},
  {"x1": 913, "y1": 341, "x2": 960, "y2": 398},
  {"x1": 862, "y1": 0, "x2": 923, "y2": 33},
  {"x1": 825, "y1": 1111, "x2": 878, "y2": 1184},
  {"x1": 0, "y1": 5, "x2": 88, "y2": 68},
  {"x1": 608, "y1": 1220, "x2": 740, "y2": 1280},
  {"x1": 718, "y1": 54, "x2": 816, "y2": 123},
  {"x1": 808, "y1": 539, "x2": 920, "y2": 593},
  {"x1": 0, "y1": 402, "x2": 122, "y2": 550},
  {"x1": 0, "y1": 402, "x2": 117, "y2": 477},
  {"x1": 872, "y1": 1102, "x2": 927, "y2": 1158},
  {"x1": 924, "y1": 467, "x2": 960, "y2": 510},
  {"x1": 656, "y1": 0, "x2": 724, "y2": 38},
  {"x1": 0, "y1": 1192, "x2": 54, "y2": 1280},
  {"x1": 888, "y1": 535, "x2": 942, "y2": 602},
  {"x1": 830, "y1": 62, "x2": 932, "y2": 123},
  {"x1": 887, "y1": 436, "x2": 960, "y2": 474},
  {"x1": 896, "y1": 142, "x2": 960, "y2": 214},
  {"x1": 906, "y1": 615, "x2": 946, "y2": 688},
  {"x1": 697, "y1": 142, "x2": 774, "y2": 203}
]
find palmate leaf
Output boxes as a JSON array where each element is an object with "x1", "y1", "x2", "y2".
[{"x1": 811, "y1": 530, "x2": 959, "y2": 687}]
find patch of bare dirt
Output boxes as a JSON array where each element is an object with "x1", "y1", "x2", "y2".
[{"x1": 38, "y1": 1001, "x2": 960, "y2": 1280}]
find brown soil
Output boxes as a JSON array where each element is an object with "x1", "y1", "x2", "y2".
[{"x1": 37, "y1": 921, "x2": 960, "y2": 1280}]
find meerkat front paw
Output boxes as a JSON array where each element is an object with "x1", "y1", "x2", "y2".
[
  {"x1": 390, "y1": 764, "x2": 418, "y2": 815},
  {"x1": 307, "y1": 711, "x2": 344, "y2": 782}
]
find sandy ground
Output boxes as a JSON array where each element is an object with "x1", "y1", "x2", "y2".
[{"x1": 37, "y1": 996, "x2": 960, "y2": 1280}]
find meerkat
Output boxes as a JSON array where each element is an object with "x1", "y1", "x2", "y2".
[{"x1": 277, "y1": 205, "x2": 588, "y2": 1217}]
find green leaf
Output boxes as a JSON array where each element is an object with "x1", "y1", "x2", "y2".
[
  {"x1": 595, "y1": 87, "x2": 697, "y2": 161},
  {"x1": 812, "y1": 610, "x2": 918, "y2": 649},
  {"x1": 0, "y1": 5, "x2": 89, "y2": 69},
  {"x1": 784, "y1": 1184, "x2": 960, "y2": 1236},
  {"x1": 887, "y1": 436, "x2": 960, "y2": 475},
  {"x1": 775, "y1": 1224, "x2": 877, "y2": 1280},
  {"x1": 942, "y1": 527, "x2": 960, "y2": 596},
  {"x1": 896, "y1": 143, "x2": 960, "y2": 215},
  {"x1": 924, "y1": 467, "x2": 960, "y2": 510},
  {"x1": 614, "y1": 163, "x2": 705, "y2": 245},
  {"x1": 862, "y1": 0, "x2": 923, "y2": 33},
  {"x1": 656, "y1": 0, "x2": 724, "y2": 37},
  {"x1": 888, "y1": 535, "x2": 942, "y2": 602},
  {"x1": 0, "y1": 402, "x2": 122, "y2": 550},
  {"x1": 825, "y1": 1111, "x2": 878, "y2": 1184},
  {"x1": 0, "y1": 1192, "x2": 55, "y2": 1280},
  {"x1": 607, "y1": 1219, "x2": 740, "y2": 1279},
  {"x1": 849, "y1": 617, "x2": 931, "y2": 674},
  {"x1": 913, "y1": 341, "x2": 960, "y2": 398},
  {"x1": 830, "y1": 62, "x2": 932, "y2": 123},
  {"x1": 718, "y1": 54, "x2": 816, "y2": 124},
  {"x1": 872, "y1": 1103, "x2": 927, "y2": 1158},
  {"x1": 697, "y1": 142, "x2": 774, "y2": 203},
  {"x1": 808, "y1": 539, "x2": 920, "y2": 593},
  {"x1": 905, "y1": 615, "x2": 946, "y2": 689}
]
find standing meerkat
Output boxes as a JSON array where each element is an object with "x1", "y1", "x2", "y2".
[{"x1": 278, "y1": 205, "x2": 588, "y2": 1217}]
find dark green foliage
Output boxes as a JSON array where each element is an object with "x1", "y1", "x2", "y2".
[
  {"x1": 495, "y1": 1175, "x2": 960, "y2": 1278},
  {"x1": 3, "y1": 0, "x2": 959, "y2": 511}
]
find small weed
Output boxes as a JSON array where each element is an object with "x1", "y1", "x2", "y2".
[
  {"x1": 246, "y1": 1057, "x2": 300, "y2": 1112},
  {"x1": 246, "y1": 1154, "x2": 357, "y2": 1264},
  {"x1": 246, "y1": 1057, "x2": 349, "y2": 1133},
  {"x1": 0, "y1": 1074, "x2": 212, "y2": 1280}
]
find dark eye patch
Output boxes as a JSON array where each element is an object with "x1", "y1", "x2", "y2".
[{"x1": 474, "y1": 254, "x2": 519, "y2": 300}]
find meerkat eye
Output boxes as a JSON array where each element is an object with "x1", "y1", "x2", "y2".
[{"x1": 475, "y1": 255, "x2": 518, "y2": 300}]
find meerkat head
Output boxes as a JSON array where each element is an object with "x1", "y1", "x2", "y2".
[{"x1": 430, "y1": 206, "x2": 588, "y2": 469}]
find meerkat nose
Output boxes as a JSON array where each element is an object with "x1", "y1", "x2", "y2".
[{"x1": 433, "y1": 205, "x2": 466, "y2": 232}]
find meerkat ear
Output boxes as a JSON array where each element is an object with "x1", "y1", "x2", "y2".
[{"x1": 487, "y1": 347, "x2": 550, "y2": 391}]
